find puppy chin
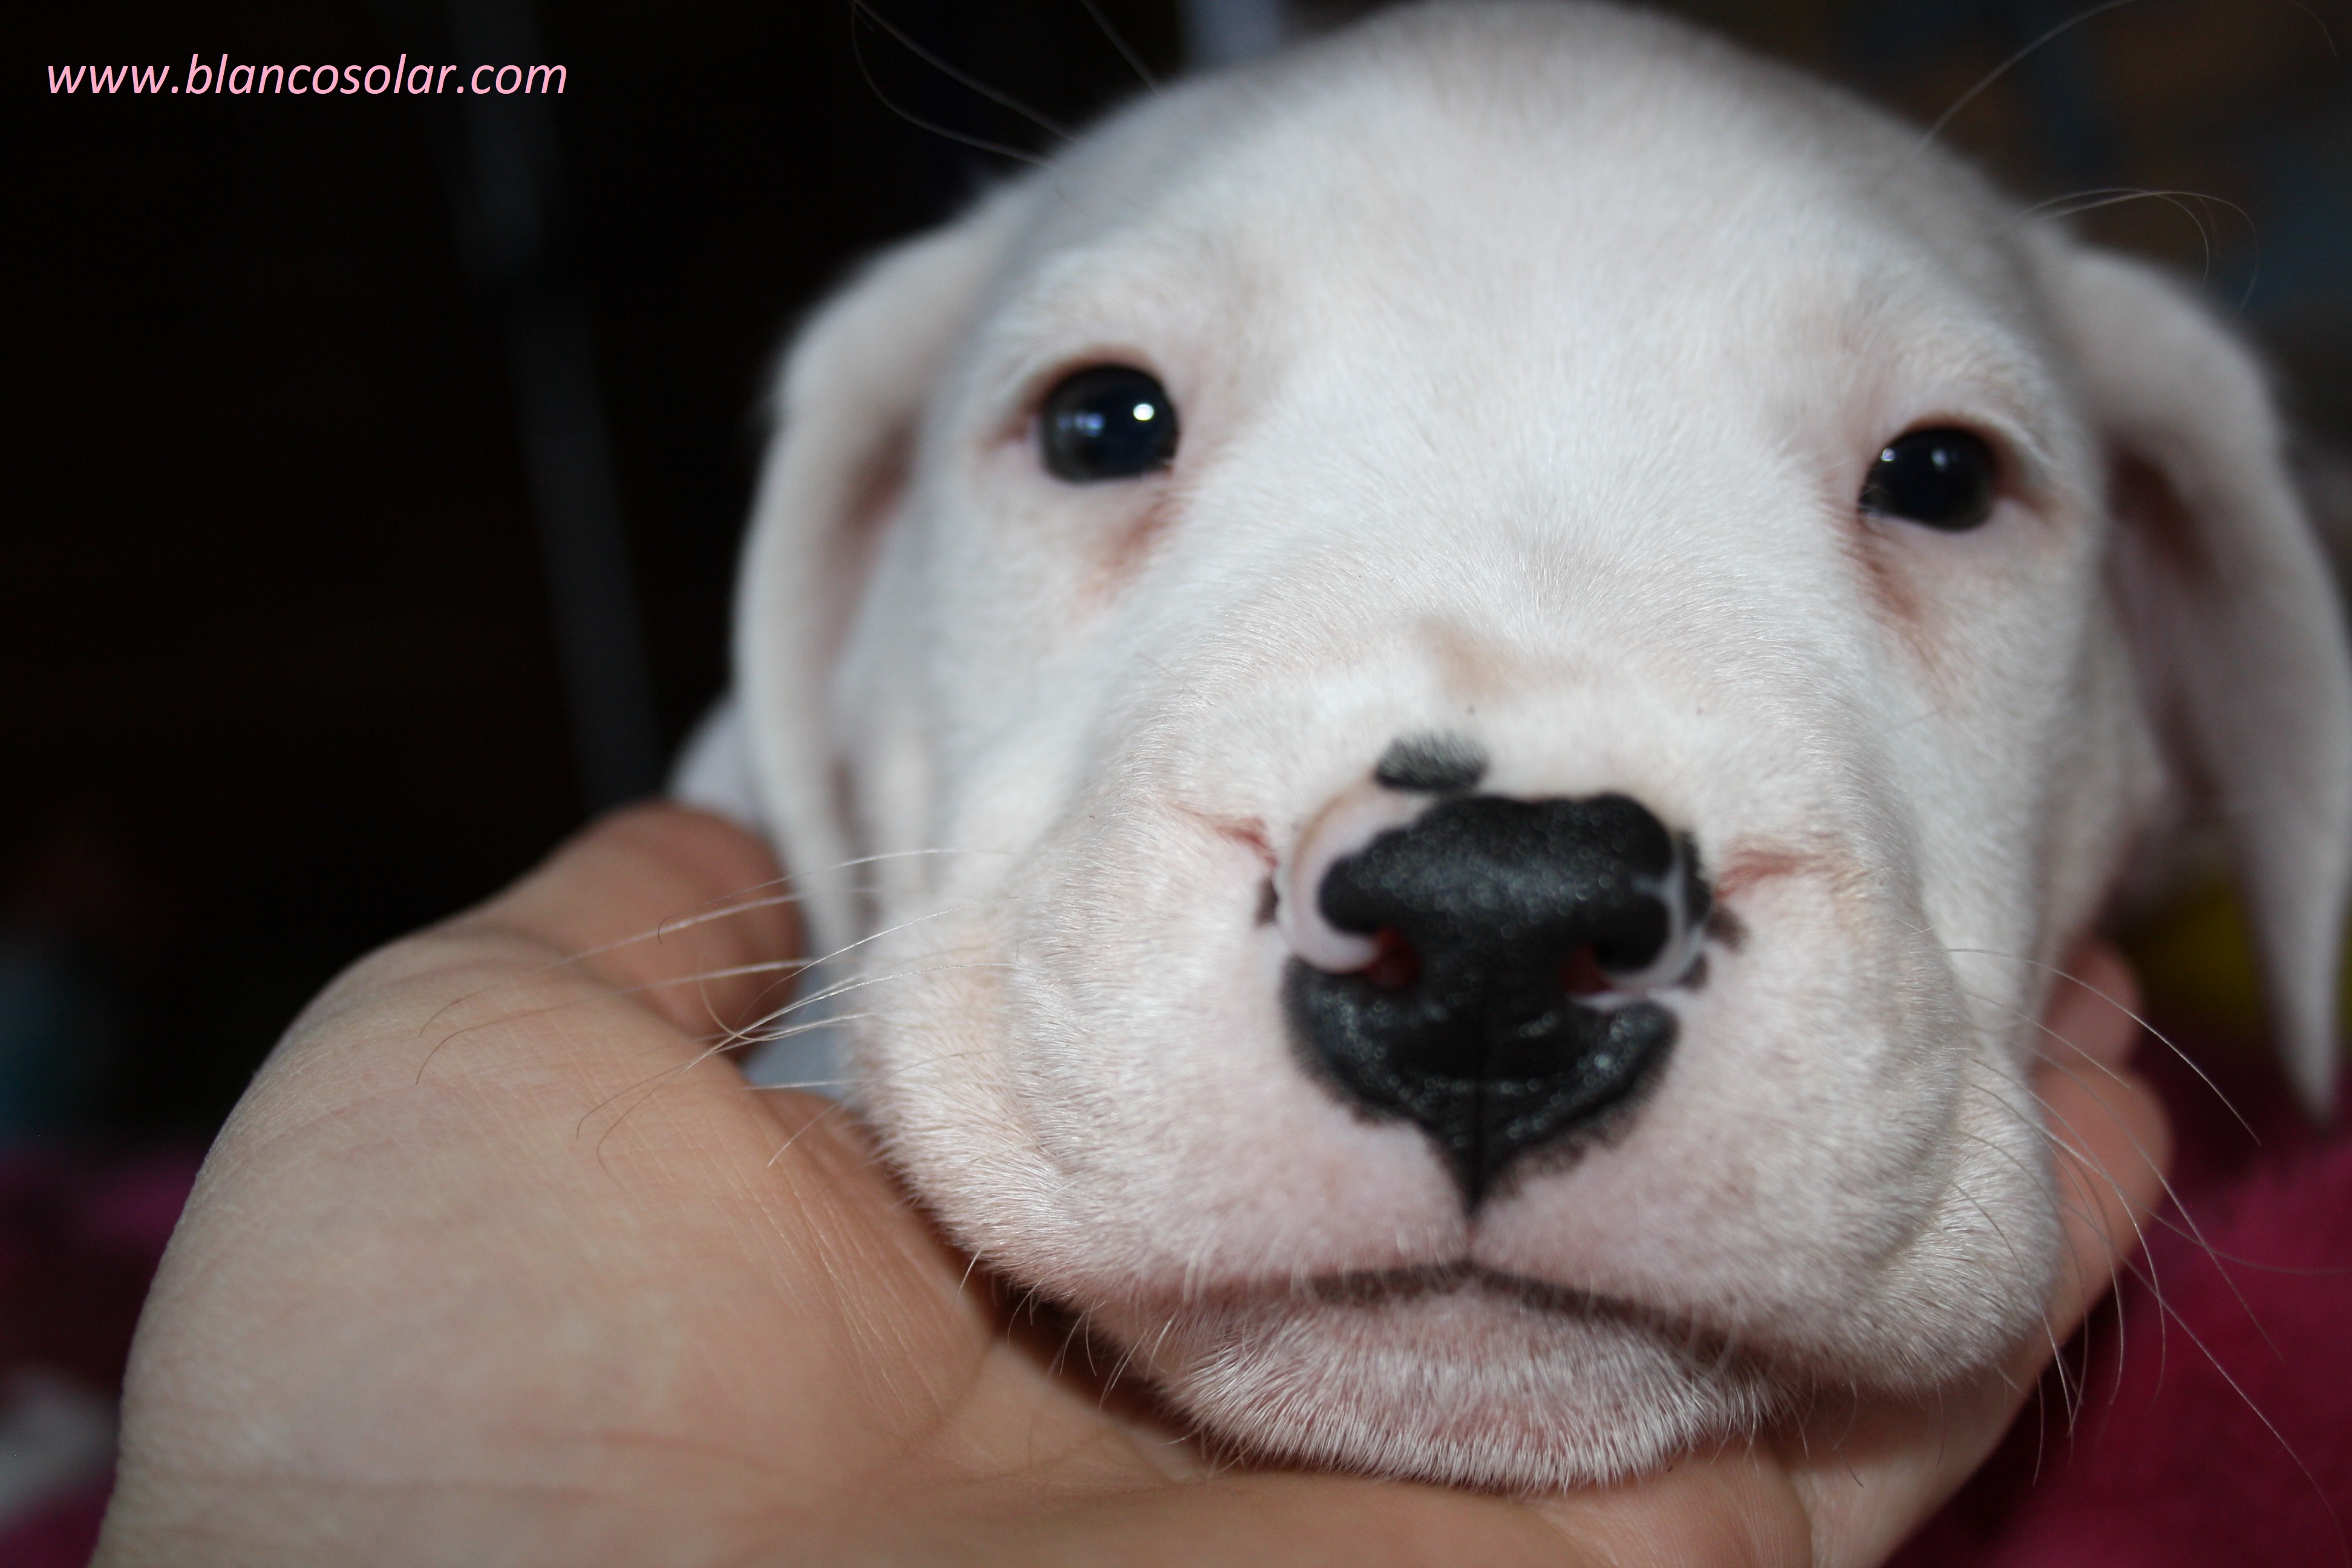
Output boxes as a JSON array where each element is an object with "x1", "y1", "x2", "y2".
[{"x1": 1111, "y1": 1273, "x2": 1780, "y2": 1489}]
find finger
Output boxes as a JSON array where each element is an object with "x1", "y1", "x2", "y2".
[
  {"x1": 111, "y1": 803, "x2": 966, "y2": 1564},
  {"x1": 2023, "y1": 941, "x2": 2170, "y2": 1343},
  {"x1": 884, "y1": 1471, "x2": 1639, "y2": 1568}
]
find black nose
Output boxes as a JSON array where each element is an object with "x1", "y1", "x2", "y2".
[{"x1": 1285, "y1": 793, "x2": 1705, "y2": 1205}]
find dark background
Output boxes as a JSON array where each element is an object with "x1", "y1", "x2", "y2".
[{"x1": 11, "y1": 0, "x2": 2350, "y2": 1141}]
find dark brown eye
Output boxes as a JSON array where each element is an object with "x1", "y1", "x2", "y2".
[
  {"x1": 1860, "y1": 428, "x2": 1998, "y2": 531},
  {"x1": 1039, "y1": 365, "x2": 1178, "y2": 482}
]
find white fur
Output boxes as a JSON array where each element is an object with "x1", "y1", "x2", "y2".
[{"x1": 678, "y1": 1, "x2": 2352, "y2": 1489}]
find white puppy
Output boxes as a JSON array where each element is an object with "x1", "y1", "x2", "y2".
[{"x1": 678, "y1": 0, "x2": 2351, "y2": 1489}]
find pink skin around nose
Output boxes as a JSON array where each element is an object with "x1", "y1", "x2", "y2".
[{"x1": 1276, "y1": 780, "x2": 1431, "y2": 973}]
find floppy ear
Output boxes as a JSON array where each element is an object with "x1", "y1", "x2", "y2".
[
  {"x1": 728, "y1": 194, "x2": 1024, "y2": 959},
  {"x1": 2043, "y1": 243, "x2": 2352, "y2": 1118}
]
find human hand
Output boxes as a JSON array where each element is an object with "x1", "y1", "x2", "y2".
[{"x1": 94, "y1": 805, "x2": 2169, "y2": 1567}]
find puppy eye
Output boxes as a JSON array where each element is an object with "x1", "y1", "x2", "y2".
[
  {"x1": 1039, "y1": 365, "x2": 1178, "y2": 482},
  {"x1": 1860, "y1": 428, "x2": 1998, "y2": 531}
]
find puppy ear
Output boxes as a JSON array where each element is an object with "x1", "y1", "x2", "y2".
[
  {"x1": 733, "y1": 194, "x2": 1023, "y2": 958},
  {"x1": 2043, "y1": 243, "x2": 2352, "y2": 1118}
]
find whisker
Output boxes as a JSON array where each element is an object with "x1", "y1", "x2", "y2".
[
  {"x1": 1080, "y1": 0, "x2": 1160, "y2": 92},
  {"x1": 2035, "y1": 1049, "x2": 2288, "y2": 1372},
  {"x1": 1956, "y1": 1065, "x2": 2155, "y2": 1413},
  {"x1": 2015, "y1": 188, "x2": 2235, "y2": 277},
  {"x1": 702, "y1": 901, "x2": 1003, "y2": 1040},
  {"x1": 1910, "y1": 0, "x2": 2143, "y2": 161},
  {"x1": 2014, "y1": 185, "x2": 2244, "y2": 229},
  {"x1": 1968, "y1": 1045, "x2": 2322, "y2": 1472},
  {"x1": 1944, "y1": 947, "x2": 2258, "y2": 1143},
  {"x1": 737, "y1": 957, "x2": 1016, "y2": 1042},
  {"x1": 2275, "y1": 0, "x2": 2343, "y2": 57},
  {"x1": 1145, "y1": 1310, "x2": 1179, "y2": 1371},
  {"x1": 731, "y1": 1008, "x2": 878, "y2": 1053},
  {"x1": 417, "y1": 955, "x2": 820, "y2": 1082},
  {"x1": 415, "y1": 847, "x2": 996, "y2": 1051},
  {"x1": 743, "y1": 1038, "x2": 1004, "y2": 1109},
  {"x1": 1947, "y1": 1103, "x2": 2111, "y2": 1428},
  {"x1": 1963, "y1": 1011, "x2": 2181, "y2": 1344},
  {"x1": 764, "y1": 1096, "x2": 854, "y2": 1166},
  {"x1": 2110, "y1": 1236, "x2": 2352, "y2": 1279},
  {"x1": 1942, "y1": 1148, "x2": 2074, "y2": 1405},
  {"x1": 647, "y1": 844, "x2": 1003, "y2": 942},
  {"x1": 2026, "y1": 1372, "x2": 2050, "y2": 1483},
  {"x1": 528, "y1": 902, "x2": 1011, "y2": 1140},
  {"x1": 584, "y1": 998, "x2": 901, "y2": 1146},
  {"x1": 1959, "y1": 979, "x2": 2289, "y2": 1377},
  {"x1": 854, "y1": 0, "x2": 1074, "y2": 139},
  {"x1": 2013, "y1": 186, "x2": 2262, "y2": 306},
  {"x1": 1962, "y1": 1082, "x2": 2164, "y2": 1454},
  {"x1": 847, "y1": 0, "x2": 1060, "y2": 167},
  {"x1": 414, "y1": 887, "x2": 796, "y2": 1044}
]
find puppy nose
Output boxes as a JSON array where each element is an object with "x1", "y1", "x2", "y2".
[{"x1": 1284, "y1": 792, "x2": 1706, "y2": 1205}]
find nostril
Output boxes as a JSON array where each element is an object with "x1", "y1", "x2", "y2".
[
  {"x1": 1587, "y1": 900, "x2": 1672, "y2": 982},
  {"x1": 1363, "y1": 926, "x2": 1422, "y2": 991},
  {"x1": 1560, "y1": 942, "x2": 1609, "y2": 998},
  {"x1": 1278, "y1": 782, "x2": 1429, "y2": 972}
]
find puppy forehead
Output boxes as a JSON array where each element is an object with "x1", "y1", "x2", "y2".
[
  {"x1": 977, "y1": 24, "x2": 2051, "y2": 444},
  {"x1": 917, "y1": 5, "x2": 2094, "y2": 733}
]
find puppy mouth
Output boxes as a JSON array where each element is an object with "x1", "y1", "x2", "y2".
[
  {"x1": 1289, "y1": 1262, "x2": 1748, "y2": 1367},
  {"x1": 1122, "y1": 1255, "x2": 1758, "y2": 1377},
  {"x1": 1119, "y1": 1256, "x2": 1779, "y2": 1488},
  {"x1": 1303, "y1": 1261, "x2": 1661, "y2": 1323}
]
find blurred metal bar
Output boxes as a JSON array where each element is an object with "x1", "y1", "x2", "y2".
[
  {"x1": 498, "y1": 290, "x2": 662, "y2": 811},
  {"x1": 377, "y1": 0, "x2": 665, "y2": 812}
]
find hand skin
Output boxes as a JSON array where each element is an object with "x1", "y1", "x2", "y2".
[{"x1": 95, "y1": 805, "x2": 2169, "y2": 1568}]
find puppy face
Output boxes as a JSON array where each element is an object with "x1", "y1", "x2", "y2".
[{"x1": 720, "y1": 2, "x2": 2351, "y2": 1488}]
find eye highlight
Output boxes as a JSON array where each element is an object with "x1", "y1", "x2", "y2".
[
  {"x1": 1039, "y1": 365, "x2": 1178, "y2": 482},
  {"x1": 1860, "y1": 428, "x2": 1998, "y2": 532}
]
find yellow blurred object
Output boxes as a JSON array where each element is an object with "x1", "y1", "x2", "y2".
[{"x1": 2122, "y1": 876, "x2": 2352, "y2": 1050}]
